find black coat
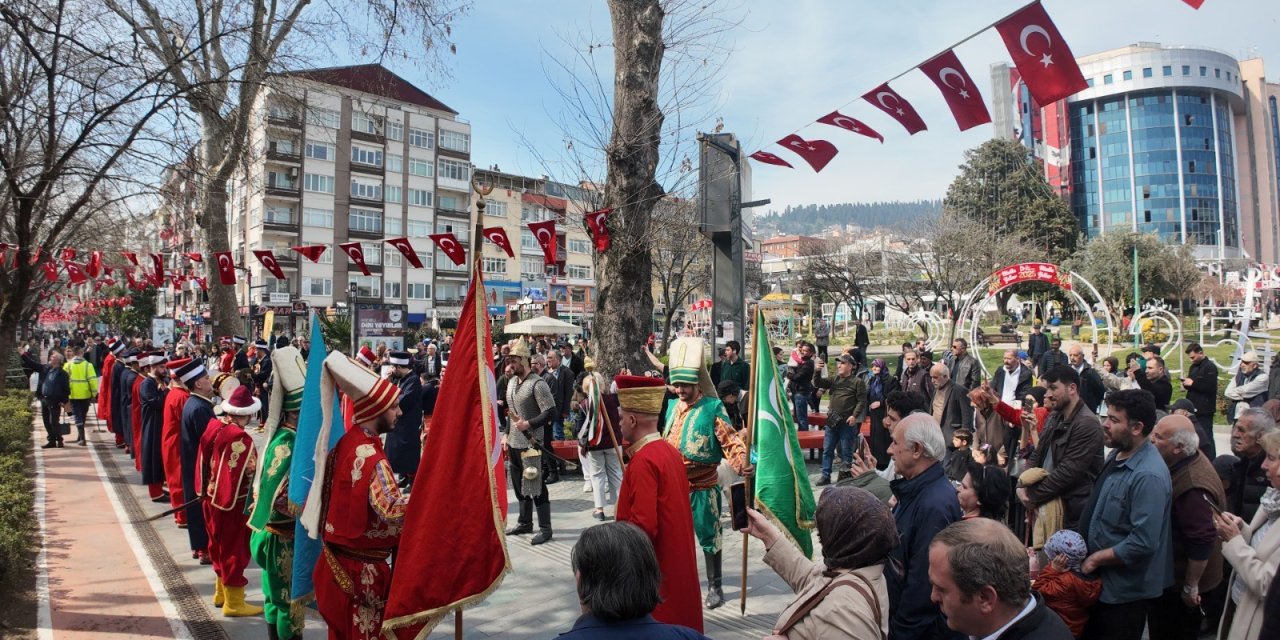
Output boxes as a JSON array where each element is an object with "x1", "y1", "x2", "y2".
[
  {"x1": 994, "y1": 594, "x2": 1073, "y2": 640},
  {"x1": 991, "y1": 365, "x2": 1033, "y2": 404},
  {"x1": 1134, "y1": 372, "x2": 1173, "y2": 410},
  {"x1": 1075, "y1": 364, "x2": 1106, "y2": 414},
  {"x1": 936, "y1": 382, "x2": 973, "y2": 444},
  {"x1": 854, "y1": 324, "x2": 870, "y2": 350},
  {"x1": 180, "y1": 394, "x2": 214, "y2": 550},
  {"x1": 543, "y1": 365, "x2": 575, "y2": 415},
  {"x1": 1184, "y1": 358, "x2": 1219, "y2": 418},
  {"x1": 420, "y1": 353, "x2": 443, "y2": 379},
  {"x1": 385, "y1": 374, "x2": 423, "y2": 476},
  {"x1": 1036, "y1": 349, "x2": 1067, "y2": 376},
  {"x1": 39, "y1": 365, "x2": 71, "y2": 404},
  {"x1": 139, "y1": 376, "x2": 168, "y2": 485},
  {"x1": 1027, "y1": 332, "x2": 1050, "y2": 365}
]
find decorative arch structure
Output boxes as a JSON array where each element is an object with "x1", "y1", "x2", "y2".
[{"x1": 955, "y1": 263, "x2": 1116, "y2": 377}]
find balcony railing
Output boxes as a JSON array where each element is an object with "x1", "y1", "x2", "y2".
[
  {"x1": 266, "y1": 113, "x2": 301, "y2": 129},
  {"x1": 265, "y1": 177, "x2": 300, "y2": 197}
]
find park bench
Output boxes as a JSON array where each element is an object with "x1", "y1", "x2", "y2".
[{"x1": 981, "y1": 332, "x2": 1022, "y2": 348}]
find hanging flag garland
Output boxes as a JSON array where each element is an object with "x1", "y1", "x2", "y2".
[
  {"x1": 528, "y1": 220, "x2": 558, "y2": 266},
  {"x1": 481, "y1": 227, "x2": 515, "y2": 257},
  {"x1": 919, "y1": 50, "x2": 991, "y2": 131},
  {"x1": 253, "y1": 250, "x2": 287, "y2": 280},
  {"x1": 776, "y1": 134, "x2": 839, "y2": 172},
  {"x1": 428, "y1": 233, "x2": 466, "y2": 266},
  {"x1": 338, "y1": 241, "x2": 371, "y2": 276},
  {"x1": 291, "y1": 245, "x2": 327, "y2": 263},
  {"x1": 384, "y1": 237, "x2": 425, "y2": 268},
  {"x1": 816, "y1": 111, "x2": 884, "y2": 143}
]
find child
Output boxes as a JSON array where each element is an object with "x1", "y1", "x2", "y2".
[
  {"x1": 944, "y1": 428, "x2": 973, "y2": 483},
  {"x1": 1034, "y1": 529, "x2": 1101, "y2": 638},
  {"x1": 717, "y1": 380, "x2": 745, "y2": 433}
]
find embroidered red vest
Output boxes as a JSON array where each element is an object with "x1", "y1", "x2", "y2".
[{"x1": 321, "y1": 428, "x2": 402, "y2": 550}]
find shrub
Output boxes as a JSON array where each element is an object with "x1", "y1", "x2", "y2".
[{"x1": 0, "y1": 392, "x2": 33, "y2": 589}]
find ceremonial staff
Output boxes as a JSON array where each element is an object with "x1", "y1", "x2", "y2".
[{"x1": 740, "y1": 304, "x2": 760, "y2": 614}]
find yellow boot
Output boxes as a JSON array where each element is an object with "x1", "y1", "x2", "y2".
[
  {"x1": 212, "y1": 576, "x2": 225, "y2": 608},
  {"x1": 221, "y1": 585, "x2": 264, "y2": 617}
]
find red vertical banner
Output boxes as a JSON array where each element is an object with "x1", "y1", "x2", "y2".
[
  {"x1": 213, "y1": 251, "x2": 237, "y2": 285},
  {"x1": 527, "y1": 220, "x2": 558, "y2": 266}
]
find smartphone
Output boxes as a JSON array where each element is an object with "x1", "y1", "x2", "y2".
[
  {"x1": 1203, "y1": 493, "x2": 1224, "y2": 516},
  {"x1": 730, "y1": 481, "x2": 752, "y2": 531}
]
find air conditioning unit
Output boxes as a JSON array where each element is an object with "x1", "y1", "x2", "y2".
[{"x1": 288, "y1": 168, "x2": 298, "y2": 178}]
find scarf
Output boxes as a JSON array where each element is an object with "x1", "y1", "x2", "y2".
[
  {"x1": 1261, "y1": 487, "x2": 1280, "y2": 518},
  {"x1": 816, "y1": 486, "x2": 899, "y2": 571}
]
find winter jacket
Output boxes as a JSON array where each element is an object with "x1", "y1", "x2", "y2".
[
  {"x1": 887, "y1": 462, "x2": 964, "y2": 640},
  {"x1": 1216, "y1": 507, "x2": 1280, "y2": 640},
  {"x1": 763, "y1": 540, "x2": 889, "y2": 640},
  {"x1": 1025, "y1": 400, "x2": 1104, "y2": 529},
  {"x1": 63, "y1": 358, "x2": 98, "y2": 400},
  {"x1": 993, "y1": 593, "x2": 1075, "y2": 640},
  {"x1": 40, "y1": 365, "x2": 71, "y2": 405}
]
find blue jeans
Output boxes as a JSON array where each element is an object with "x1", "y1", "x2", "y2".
[
  {"x1": 821, "y1": 420, "x2": 855, "y2": 478},
  {"x1": 551, "y1": 417, "x2": 566, "y2": 441},
  {"x1": 792, "y1": 393, "x2": 811, "y2": 431}
]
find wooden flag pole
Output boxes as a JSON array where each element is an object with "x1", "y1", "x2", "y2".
[
  {"x1": 455, "y1": 609, "x2": 463, "y2": 640},
  {"x1": 740, "y1": 305, "x2": 760, "y2": 615}
]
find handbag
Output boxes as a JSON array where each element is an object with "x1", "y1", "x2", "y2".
[
  {"x1": 59, "y1": 422, "x2": 71, "y2": 436},
  {"x1": 772, "y1": 570, "x2": 884, "y2": 640}
]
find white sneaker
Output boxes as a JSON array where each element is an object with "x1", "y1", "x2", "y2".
[{"x1": 582, "y1": 482, "x2": 592, "y2": 493}]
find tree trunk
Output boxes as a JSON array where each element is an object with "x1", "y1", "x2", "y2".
[
  {"x1": 199, "y1": 121, "x2": 243, "y2": 341},
  {"x1": 594, "y1": 0, "x2": 665, "y2": 378},
  {"x1": 0, "y1": 262, "x2": 37, "y2": 394}
]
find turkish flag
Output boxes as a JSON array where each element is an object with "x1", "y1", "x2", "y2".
[
  {"x1": 381, "y1": 258, "x2": 507, "y2": 640},
  {"x1": 61, "y1": 248, "x2": 77, "y2": 262},
  {"x1": 125, "y1": 270, "x2": 139, "y2": 289},
  {"x1": 42, "y1": 261, "x2": 58, "y2": 282},
  {"x1": 169, "y1": 272, "x2": 184, "y2": 288},
  {"x1": 429, "y1": 233, "x2": 466, "y2": 266},
  {"x1": 776, "y1": 134, "x2": 839, "y2": 173},
  {"x1": 481, "y1": 227, "x2": 514, "y2": 257},
  {"x1": 253, "y1": 250, "x2": 287, "y2": 279},
  {"x1": 64, "y1": 261, "x2": 88, "y2": 285},
  {"x1": 185, "y1": 252, "x2": 203, "y2": 262},
  {"x1": 86, "y1": 250, "x2": 102, "y2": 277},
  {"x1": 584, "y1": 208, "x2": 612, "y2": 252},
  {"x1": 748, "y1": 151, "x2": 794, "y2": 168},
  {"x1": 385, "y1": 237, "x2": 424, "y2": 268},
  {"x1": 919, "y1": 50, "x2": 991, "y2": 131},
  {"x1": 1182, "y1": 0, "x2": 1205, "y2": 7},
  {"x1": 863, "y1": 83, "x2": 927, "y2": 135},
  {"x1": 817, "y1": 111, "x2": 885, "y2": 143},
  {"x1": 149, "y1": 253, "x2": 166, "y2": 286},
  {"x1": 122, "y1": 251, "x2": 138, "y2": 267},
  {"x1": 527, "y1": 220, "x2": 558, "y2": 266},
  {"x1": 213, "y1": 251, "x2": 237, "y2": 285},
  {"x1": 291, "y1": 245, "x2": 327, "y2": 263},
  {"x1": 195, "y1": 276, "x2": 208, "y2": 291},
  {"x1": 995, "y1": 2, "x2": 1087, "y2": 105},
  {"x1": 30, "y1": 247, "x2": 42, "y2": 265},
  {"x1": 338, "y1": 242, "x2": 371, "y2": 276}
]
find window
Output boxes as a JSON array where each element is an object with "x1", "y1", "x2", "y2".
[
  {"x1": 267, "y1": 102, "x2": 297, "y2": 120},
  {"x1": 1163, "y1": 65, "x2": 1173, "y2": 76},
  {"x1": 438, "y1": 158, "x2": 470, "y2": 181},
  {"x1": 439, "y1": 130, "x2": 470, "y2": 153},
  {"x1": 302, "y1": 207, "x2": 333, "y2": 228},
  {"x1": 521, "y1": 205, "x2": 549, "y2": 222},
  {"x1": 1142, "y1": 67, "x2": 1152, "y2": 78},
  {"x1": 1188, "y1": 160, "x2": 1196, "y2": 173},
  {"x1": 387, "y1": 154, "x2": 403, "y2": 173},
  {"x1": 351, "y1": 112, "x2": 382, "y2": 135},
  {"x1": 484, "y1": 200, "x2": 507, "y2": 217},
  {"x1": 407, "y1": 157, "x2": 434, "y2": 177},
  {"x1": 348, "y1": 275, "x2": 381, "y2": 298},
  {"x1": 1215, "y1": 68, "x2": 1222, "y2": 79},
  {"x1": 521, "y1": 230, "x2": 537, "y2": 250},
  {"x1": 303, "y1": 277, "x2": 332, "y2": 296},
  {"x1": 1182, "y1": 65, "x2": 1191, "y2": 76},
  {"x1": 264, "y1": 205, "x2": 294, "y2": 225},
  {"x1": 1086, "y1": 78, "x2": 1094, "y2": 88},
  {"x1": 385, "y1": 185, "x2": 402, "y2": 204},
  {"x1": 267, "y1": 137, "x2": 297, "y2": 155},
  {"x1": 568, "y1": 238, "x2": 590, "y2": 254},
  {"x1": 1122, "y1": 70, "x2": 1132, "y2": 81},
  {"x1": 438, "y1": 194, "x2": 466, "y2": 212},
  {"x1": 482, "y1": 257, "x2": 506, "y2": 274},
  {"x1": 1103, "y1": 74, "x2": 1113, "y2": 85},
  {"x1": 568, "y1": 264, "x2": 591, "y2": 279},
  {"x1": 318, "y1": 248, "x2": 333, "y2": 264},
  {"x1": 386, "y1": 121, "x2": 404, "y2": 141},
  {"x1": 350, "y1": 179, "x2": 382, "y2": 201},
  {"x1": 361, "y1": 243, "x2": 381, "y2": 265},
  {"x1": 385, "y1": 249, "x2": 403, "y2": 268},
  {"x1": 349, "y1": 208, "x2": 383, "y2": 233},
  {"x1": 408, "y1": 188, "x2": 433, "y2": 207},
  {"x1": 303, "y1": 173, "x2": 334, "y2": 193},
  {"x1": 1200, "y1": 66, "x2": 1207, "y2": 76},
  {"x1": 384, "y1": 281, "x2": 402, "y2": 298},
  {"x1": 435, "y1": 222, "x2": 467, "y2": 242},
  {"x1": 407, "y1": 219, "x2": 431, "y2": 237},
  {"x1": 520, "y1": 258, "x2": 542, "y2": 278},
  {"x1": 305, "y1": 140, "x2": 336, "y2": 160},
  {"x1": 407, "y1": 282, "x2": 430, "y2": 300},
  {"x1": 266, "y1": 277, "x2": 292, "y2": 294},
  {"x1": 351, "y1": 146, "x2": 383, "y2": 167},
  {"x1": 309, "y1": 108, "x2": 340, "y2": 128},
  {"x1": 266, "y1": 170, "x2": 297, "y2": 190},
  {"x1": 409, "y1": 128, "x2": 434, "y2": 149},
  {"x1": 384, "y1": 216, "x2": 402, "y2": 235}
]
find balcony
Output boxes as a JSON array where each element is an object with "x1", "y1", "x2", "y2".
[
  {"x1": 437, "y1": 175, "x2": 471, "y2": 193},
  {"x1": 351, "y1": 129, "x2": 385, "y2": 145},
  {"x1": 265, "y1": 177, "x2": 300, "y2": 198},
  {"x1": 436, "y1": 204, "x2": 471, "y2": 219},
  {"x1": 346, "y1": 221, "x2": 383, "y2": 240},
  {"x1": 266, "y1": 111, "x2": 301, "y2": 129},
  {"x1": 266, "y1": 143, "x2": 301, "y2": 164},
  {"x1": 437, "y1": 144, "x2": 469, "y2": 160},
  {"x1": 350, "y1": 161, "x2": 383, "y2": 177},
  {"x1": 434, "y1": 256, "x2": 469, "y2": 275},
  {"x1": 262, "y1": 208, "x2": 297, "y2": 232}
]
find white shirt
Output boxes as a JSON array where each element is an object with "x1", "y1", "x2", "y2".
[
  {"x1": 975, "y1": 597, "x2": 1036, "y2": 640},
  {"x1": 1000, "y1": 365, "x2": 1022, "y2": 403}
]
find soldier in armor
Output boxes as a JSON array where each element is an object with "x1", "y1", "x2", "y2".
[{"x1": 502, "y1": 339, "x2": 558, "y2": 545}]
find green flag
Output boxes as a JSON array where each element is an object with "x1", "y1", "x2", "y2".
[{"x1": 749, "y1": 308, "x2": 817, "y2": 557}]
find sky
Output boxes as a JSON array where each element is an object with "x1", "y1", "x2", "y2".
[{"x1": 382, "y1": 0, "x2": 1280, "y2": 212}]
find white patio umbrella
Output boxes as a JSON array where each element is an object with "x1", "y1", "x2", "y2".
[{"x1": 502, "y1": 315, "x2": 583, "y2": 336}]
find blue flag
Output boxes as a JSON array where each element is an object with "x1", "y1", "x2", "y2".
[{"x1": 289, "y1": 314, "x2": 343, "y2": 602}]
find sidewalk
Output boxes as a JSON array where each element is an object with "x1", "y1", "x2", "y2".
[{"x1": 32, "y1": 405, "x2": 798, "y2": 639}]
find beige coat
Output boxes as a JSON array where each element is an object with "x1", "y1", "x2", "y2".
[
  {"x1": 763, "y1": 539, "x2": 888, "y2": 640},
  {"x1": 1217, "y1": 508, "x2": 1280, "y2": 640}
]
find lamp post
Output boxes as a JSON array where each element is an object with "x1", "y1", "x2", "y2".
[{"x1": 348, "y1": 281, "x2": 358, "y2": 354}]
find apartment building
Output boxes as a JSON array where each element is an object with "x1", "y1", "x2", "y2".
[
  {"x1": 226, "y1": 63, "x2": 472, "y2": 330},
  {"x1": 471, "y1": 168, "x2": 599, "y2": 325},
  {"x1": 153, "y1": 157, "x2": 209, "y2": 335}
]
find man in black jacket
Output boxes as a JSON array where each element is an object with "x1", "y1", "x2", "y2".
[
  {"x1": 1067, "y1": 344, "x2": 1106, "y2": 414},
  {"x1": 1182, "y1": 343, "x2": 1219, "y2": 458},
  {"x1": 39, "y1": 352, "x2": 71, "y2": 448},
  {"x1": 1017, "y1": 366, "x2": 1105, "y2": 528},
  {"x1": 1132, "y1": 355, "x2": 1173, "y2": 411},
  {"x1": 1028, "y1": 324, "x2": 1050, "y2": 368},
  {"x1": 929, "y1": 518, "x2": 1072, "y2": 640},
  {"x1": 543, "y1": 350, "x2": 575, "y2": 440},
  {"x1": 785, "y1": 342, "x2": 817, "y2": 431},
  {"x1": 991, "y1": 349, "x2": 1033, "y2": 405},
  {"x1": 928, "y1": 364, "x2": 973, "y2": 446},
  {"x1": 1036, "y1": 336, "x2": 1067, "y2": 377},
  {"x1": 1226, "y1": 407, "x2": 1275, "y2": 522}
]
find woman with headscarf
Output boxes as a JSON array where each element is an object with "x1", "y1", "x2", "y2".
[
  {"x1": 742, "y1": 486, "x2": 896, "y2": 640},
  {"x1": 865, "y1": 359, "x2": 898, "y2": 470}
]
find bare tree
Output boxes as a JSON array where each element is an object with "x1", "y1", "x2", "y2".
[
  {"x1": 651, "y1": 196, "x2": 710, "y2": 353},
  {"x1": 104, "y1": 0, "x2": 466, "y2": 339},
  {"x1": 0, "y1": 0, "x2": 192, "y2": 391},
  {"x1": 798, "y1": 239, "x2": 881, "y2": 325}
]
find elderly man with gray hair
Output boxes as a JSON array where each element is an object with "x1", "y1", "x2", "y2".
[
  {"x1": 1146, "y1": 414, "x2": 1227, "y2": 640},
  {"x1": 886, "y1": 413, "x2": 964, "y2": 640}
]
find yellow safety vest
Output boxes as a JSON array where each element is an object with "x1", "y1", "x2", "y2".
[{"x1": 63, "y1": 359, "x2": 98, "y2": 400}]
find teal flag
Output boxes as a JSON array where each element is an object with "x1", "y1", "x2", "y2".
[
  {"x1": 288, "y1": 314, "x2": 343, "y2": 602},
  {"x1": 750, "y1": 308, "x2": 817, "y2": 557}
]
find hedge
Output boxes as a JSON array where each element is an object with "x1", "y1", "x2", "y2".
[{"x1": 0, "y1": 392, "x2": 33, "y2": 589}]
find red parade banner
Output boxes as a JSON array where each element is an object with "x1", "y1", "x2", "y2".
[{"x1": 988, "y1": 262, "x2": 1072, "y2": 294}]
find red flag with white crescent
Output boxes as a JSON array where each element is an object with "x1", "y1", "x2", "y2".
[
  {"x1": 919, "y1": 49, "x2": 991, "y2": 131},
  {"x1": 213, "y1": 251, "x2": 237, "y2": 285},
  {"x1": 185, "y1": 252, "x2": 203, "y2": 262},
  {"x1": 291, "y1": 245, "x2": 327, "y2": 263},
  {"x1": 61, "y1": 248, "x2": 77, "y2": 263},
  {"x1": 994, "y1": 2, "x2": 1087, "y2": 105},
  {"x1": 481, "y1": 227, "x2": 514, "y2": 258},
  {"x1": 86, "y1": 250, "x2": 102, "y2": 277},
  {"x1": 429, "y1": 234, "x2": 466, "y2": 266},
  {"x1": 195, "y1": 276, "x2": 208, "y2": 291},
  {"x1": 125, "y1": 270, "x2": 140, "y2": 289},
  {"x1": 749, "y1": 151, "x2": 794, "y2": 168},
  {"x1": 169, "y1": 272, "x2": 184, "y2": 288},
  {"x1": 122, "y1": 251, "x2": 138, "y2": 267},
  {"x1": 338, "y1": 242, "x2": 371, "y2": 276},
  {"x1": 64, "y1": 261, "x2": 88, "y2": 285},
  {"x1": 149, "y1": 253, "x2": 166, "y2": 285},
  {"x1": 1182, "y1": 0, "x2": 1205, "y2": 6},
  {"x1": 584, "y1": 208, "x2": 612, "y2": 253},
  {"x1": 382, "y1": 258, "x2": 508, "y2": 640},
  {"x1": 817, "y1": 111, "x2": 885, "y2": 143},
  {"x1": 384, "y1": 237, "x2": 424, "y2": 268},
  {"x1": 42, "y1": 260, "x2": 59, "y2": 282},
  {"x1": 253, "y1": 250, "x2": 287, "y2": 279},
  {"x1": 862, "y1": 83, "x2": 928, "y2": 135},
  {"x1": 776, "y1": 135, "x2": 839, "y2": 173},
  {"x1": 527, "y1": 220, "x2": 558, "y2": 266}
]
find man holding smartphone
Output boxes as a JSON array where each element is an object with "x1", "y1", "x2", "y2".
[{"x1": 812, "y1": 353, "x2": 867, "y2": 486}]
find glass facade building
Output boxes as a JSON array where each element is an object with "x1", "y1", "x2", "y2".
[{"x1": 1064, "y1": 45, "x2": 1246, "y2": 258}]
